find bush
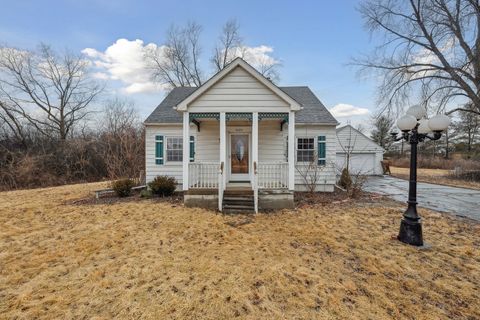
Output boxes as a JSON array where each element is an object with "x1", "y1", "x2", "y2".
[
  {"x1": 140, "y1": 189, "x2": 152, "y2": 198},
  {"x1": 390, "y1": 156, "x2": 480, "y2": 170},
  {"x1": 148, "y1": 176, "x2": 177, "y2": 196},
  {"x1": 450, "y1": 170, "x2": 480, "y2": 182},
  {"x1": 111, "y1": 178, "x2": 135, "y2": 197},
  {"x1": 339, "y1": 168, "x2": 352, "y2": 190}
]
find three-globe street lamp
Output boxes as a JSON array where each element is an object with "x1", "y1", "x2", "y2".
[{"x1": 390, "y1": 105, "x2": 450, "y2": 246}]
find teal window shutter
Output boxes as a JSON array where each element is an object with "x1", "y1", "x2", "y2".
[
  {"x1": 318, "y1": 136, "x2": 326, "y2": 165},
  {"x1": 155, "y1": 135, "x2": 164, "y2": 165},
  {"x1": 189, "y1": 136, "x2": 195, "y2": 162}
]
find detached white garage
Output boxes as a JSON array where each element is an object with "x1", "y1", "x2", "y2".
[{"x1": 336, "y1": 125, "x2": 384, "y2": 175}]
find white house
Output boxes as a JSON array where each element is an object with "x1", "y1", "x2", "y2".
[
  {"x1": 335, "y1": 125, "x2": 384, "y2": 175},
  {"x1": 144, "y1": 58, "x2": 338, "y2": 212}
]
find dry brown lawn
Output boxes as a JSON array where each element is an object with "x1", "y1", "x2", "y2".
[
  {"x1": 0, "y1": 183, "x2": 479, "y2": 320},
  {"x1": 390, "y1": 166, "x2": 480, "y2": 190}
]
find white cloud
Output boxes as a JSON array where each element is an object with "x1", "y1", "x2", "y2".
[
  {"x1": 82, "y1": 39, "x2": 167, "y2": 94},
  {"x1": 329, "y1": 103, "x2": 370, "y2": 118},
  {"x1": 223, "y1": 45, "x2": 279, "y2": 72},
  {"x1": 92, "y1": 72, "x2": 109, "y2": 80},
  {"x1": 235, "y1": 45, "x2": 279, "y2": 66},
  {"x1": 82, "y1": 39, "x2": 280, "y2": 94}
]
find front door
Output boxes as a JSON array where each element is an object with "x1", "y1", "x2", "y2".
[{"x1": 229, "y1": 134, "x2": 250, "y2": 181}]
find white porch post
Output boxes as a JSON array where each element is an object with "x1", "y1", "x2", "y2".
[
  {"x1": 219, "y1": 112, "x2": 226, "y2": 189},
  {"x1": 288, "y1": 111, "x2": 295, "y2": 191},
  {"x1": 252, "y1": 112, "x2": 259, "y2": 212},
  {"x1": 252, "y1": 112, "x2": 259, "y2": 177},
  {"x1": 182, "y1": 112, "x2": 190, "y2": 191}
]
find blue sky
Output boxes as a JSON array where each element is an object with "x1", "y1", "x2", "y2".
[{"x1": 0, "y1": 0, "x2": 378, "y2": 127}]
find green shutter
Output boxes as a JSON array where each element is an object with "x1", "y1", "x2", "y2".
[
  {"x1": 155, "y1": 135, "x2": 164, "y2": 165},
  {"x1": 318, "y1": 136, "x2": 326, "y2": 165},
  {"x1": 189, "y1": 136, "x2": 195, "y2": 162}
]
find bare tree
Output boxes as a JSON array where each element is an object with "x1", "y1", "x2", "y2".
[
  {"x1": 0, "y1": 44, "x2": 103, "y2": 140},
  {"x1": 99, "y1": 98, "x2": 144, "y2": 180},
  {"x1": 211, "y1": 19, "x2": 243, "y2": 71},
  {"x1": 337, "y1": 126, "x2": 360, "y2": 173},
  {"x1": 355, "y1": 0, "x2": 480, "y2": 116},
  {"x1": 145, "y1": 22, "x2": 204, "y2": 88},
  {"x1": 146, "y1": 19, "x2": 281, "y2": 86},
  {"x1": 295, "y1": 152, "x2": 331, "y2": 194},
  {"x1": 371, "y1": 114, "x2": 394, "y2": 149},
  {"x1": 451, "y1": 102, "x2": 480, "y2": 152},
  {"x1": 100, "y1": 97, "x2": 139, "y2": 136},
  {"x1": 0, "y1": 99, "x2": 28, "y2": 146},
  {"x1": 355, "y1": 123, "x2": 367, "y2": 134}
]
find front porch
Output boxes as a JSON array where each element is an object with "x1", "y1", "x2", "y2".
[
  {"x1": 184, "y1": 183, "x2": 295, "y2": 212},
  {"x1": 182, "y1": 111, "x2": 296, "y2": 212}
]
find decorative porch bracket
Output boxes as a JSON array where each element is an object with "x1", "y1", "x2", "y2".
[
  {"x1": 258, "y1": 112, "x2": 289, "y2": 130},
  {"x1": 189, "y1": 113, "x2": 220, "y2": 132},
  {"x1": 192, "y1": 119, "x2": 200, "y2": 132}
]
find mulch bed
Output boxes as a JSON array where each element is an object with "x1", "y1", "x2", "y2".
[{"x1": 65, "y1": 190, "x2": 184, "y2": 206}]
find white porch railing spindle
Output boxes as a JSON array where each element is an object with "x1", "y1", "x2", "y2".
[
  {"x1": 257, "y1": 161, "x2": 288, "y2": 189},
  {"x1": 189, "y1": 162, "x2": 220, "y2": 189}
]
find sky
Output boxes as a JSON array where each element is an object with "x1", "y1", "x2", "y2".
[{"x1": 0, "y1": 0, "x2": 379, "y2": 130}]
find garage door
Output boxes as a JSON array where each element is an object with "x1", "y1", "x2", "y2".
[{"x1": 336, "y1": 153, "x2": 376, "y2": 175}]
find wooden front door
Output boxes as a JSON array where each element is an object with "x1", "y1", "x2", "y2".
[{"x1": 229, "y1": 134, "x2": 250, "y2": 181}]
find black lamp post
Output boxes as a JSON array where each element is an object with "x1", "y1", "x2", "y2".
[{"x1": 391, "y1": 106, "x2": 450, "y2": 246}]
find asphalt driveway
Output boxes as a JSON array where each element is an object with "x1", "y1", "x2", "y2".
[{"x1": 364, "y1": 176, "x2": 480, "y2": 221}]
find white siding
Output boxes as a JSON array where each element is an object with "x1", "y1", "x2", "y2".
[
  {"x1": 258, "y1": 121, "x2": 287, "y2": 162},
  {"x1": 294, "y1": 125, "x2": 337, "y2": 191},
  {"x1": 196, "y1": 121, "x2": 220, "y2": 162},
  {"x1": 145, "y1": 125, "x2": 190, "y2": 189},
  {"x1": 188, "y1": 67, "x2": 290, "y2": 112}
]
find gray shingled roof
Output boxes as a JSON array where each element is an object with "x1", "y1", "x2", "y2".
[{"x1": 144, "y1": 86, "x2": 338, "y2": 125}]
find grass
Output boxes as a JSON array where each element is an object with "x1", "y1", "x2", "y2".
[
  {"x1": 1, "y1": 183, "x2": 479, "y2": 319},
  {"x1": 390, "y1": 166, "x2": 480, "y2": 190}
]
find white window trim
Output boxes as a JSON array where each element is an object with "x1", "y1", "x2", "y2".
[
  {"x1": 295, "y1": 136, "x2": 316, "y2": 163},
  {"x1": 165, "y1": 136, "x2": 184, "y2": 163}
]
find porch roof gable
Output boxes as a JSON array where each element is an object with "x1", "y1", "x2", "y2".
[{"x1": 175, "y1": 58, "x2": 302, "y2": 112}]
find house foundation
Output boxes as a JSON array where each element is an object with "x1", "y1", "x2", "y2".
[{"x1": 184, "y1": 189, "x2": 295, "y2": 212}]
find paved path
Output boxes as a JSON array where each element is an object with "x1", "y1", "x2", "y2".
[{"x1": 364, "y1": 176, "x2": 480, "y2": 221}]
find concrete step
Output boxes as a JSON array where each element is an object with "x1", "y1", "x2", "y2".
[
  {"x1": 223, "y1": 196, "x2": 253, "y2": 201},
  {"x1": 223, "y1": 197, "x2": 254, "y2": 205},
  {"x1": 223, "y1": 204, "x2": 255, "y2": 213},
  {"x1": 223, "y1": 203, "x2": 255, "y2": 210},
  {"x1": 224, "y1": 190, "x2": 253, "y2": 196},
  {"x1": 223, "y1": 190, "x2": 255, "y2": 213},
  {"x1": 223, "y1": 208, "x2": 255, "y2": 214}
]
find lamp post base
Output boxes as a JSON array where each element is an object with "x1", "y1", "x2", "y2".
[{"x1": 398, "y1": 218, "x2": 423, "y2": 246}]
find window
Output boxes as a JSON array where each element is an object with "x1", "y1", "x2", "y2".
[
  {"x1": 297, "y1": 138, "x2": 315, "y2": 162},
  {"x1": 166, "y1": 137, "x2": 183, "y2": 162}
]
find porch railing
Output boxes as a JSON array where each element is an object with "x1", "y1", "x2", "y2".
[
  {"x1": 258, "y1": 161, "x2": 289, "y2": 189},
  {"x1": 189, "y1": 162, "x2": 221, "y2": 189}
]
